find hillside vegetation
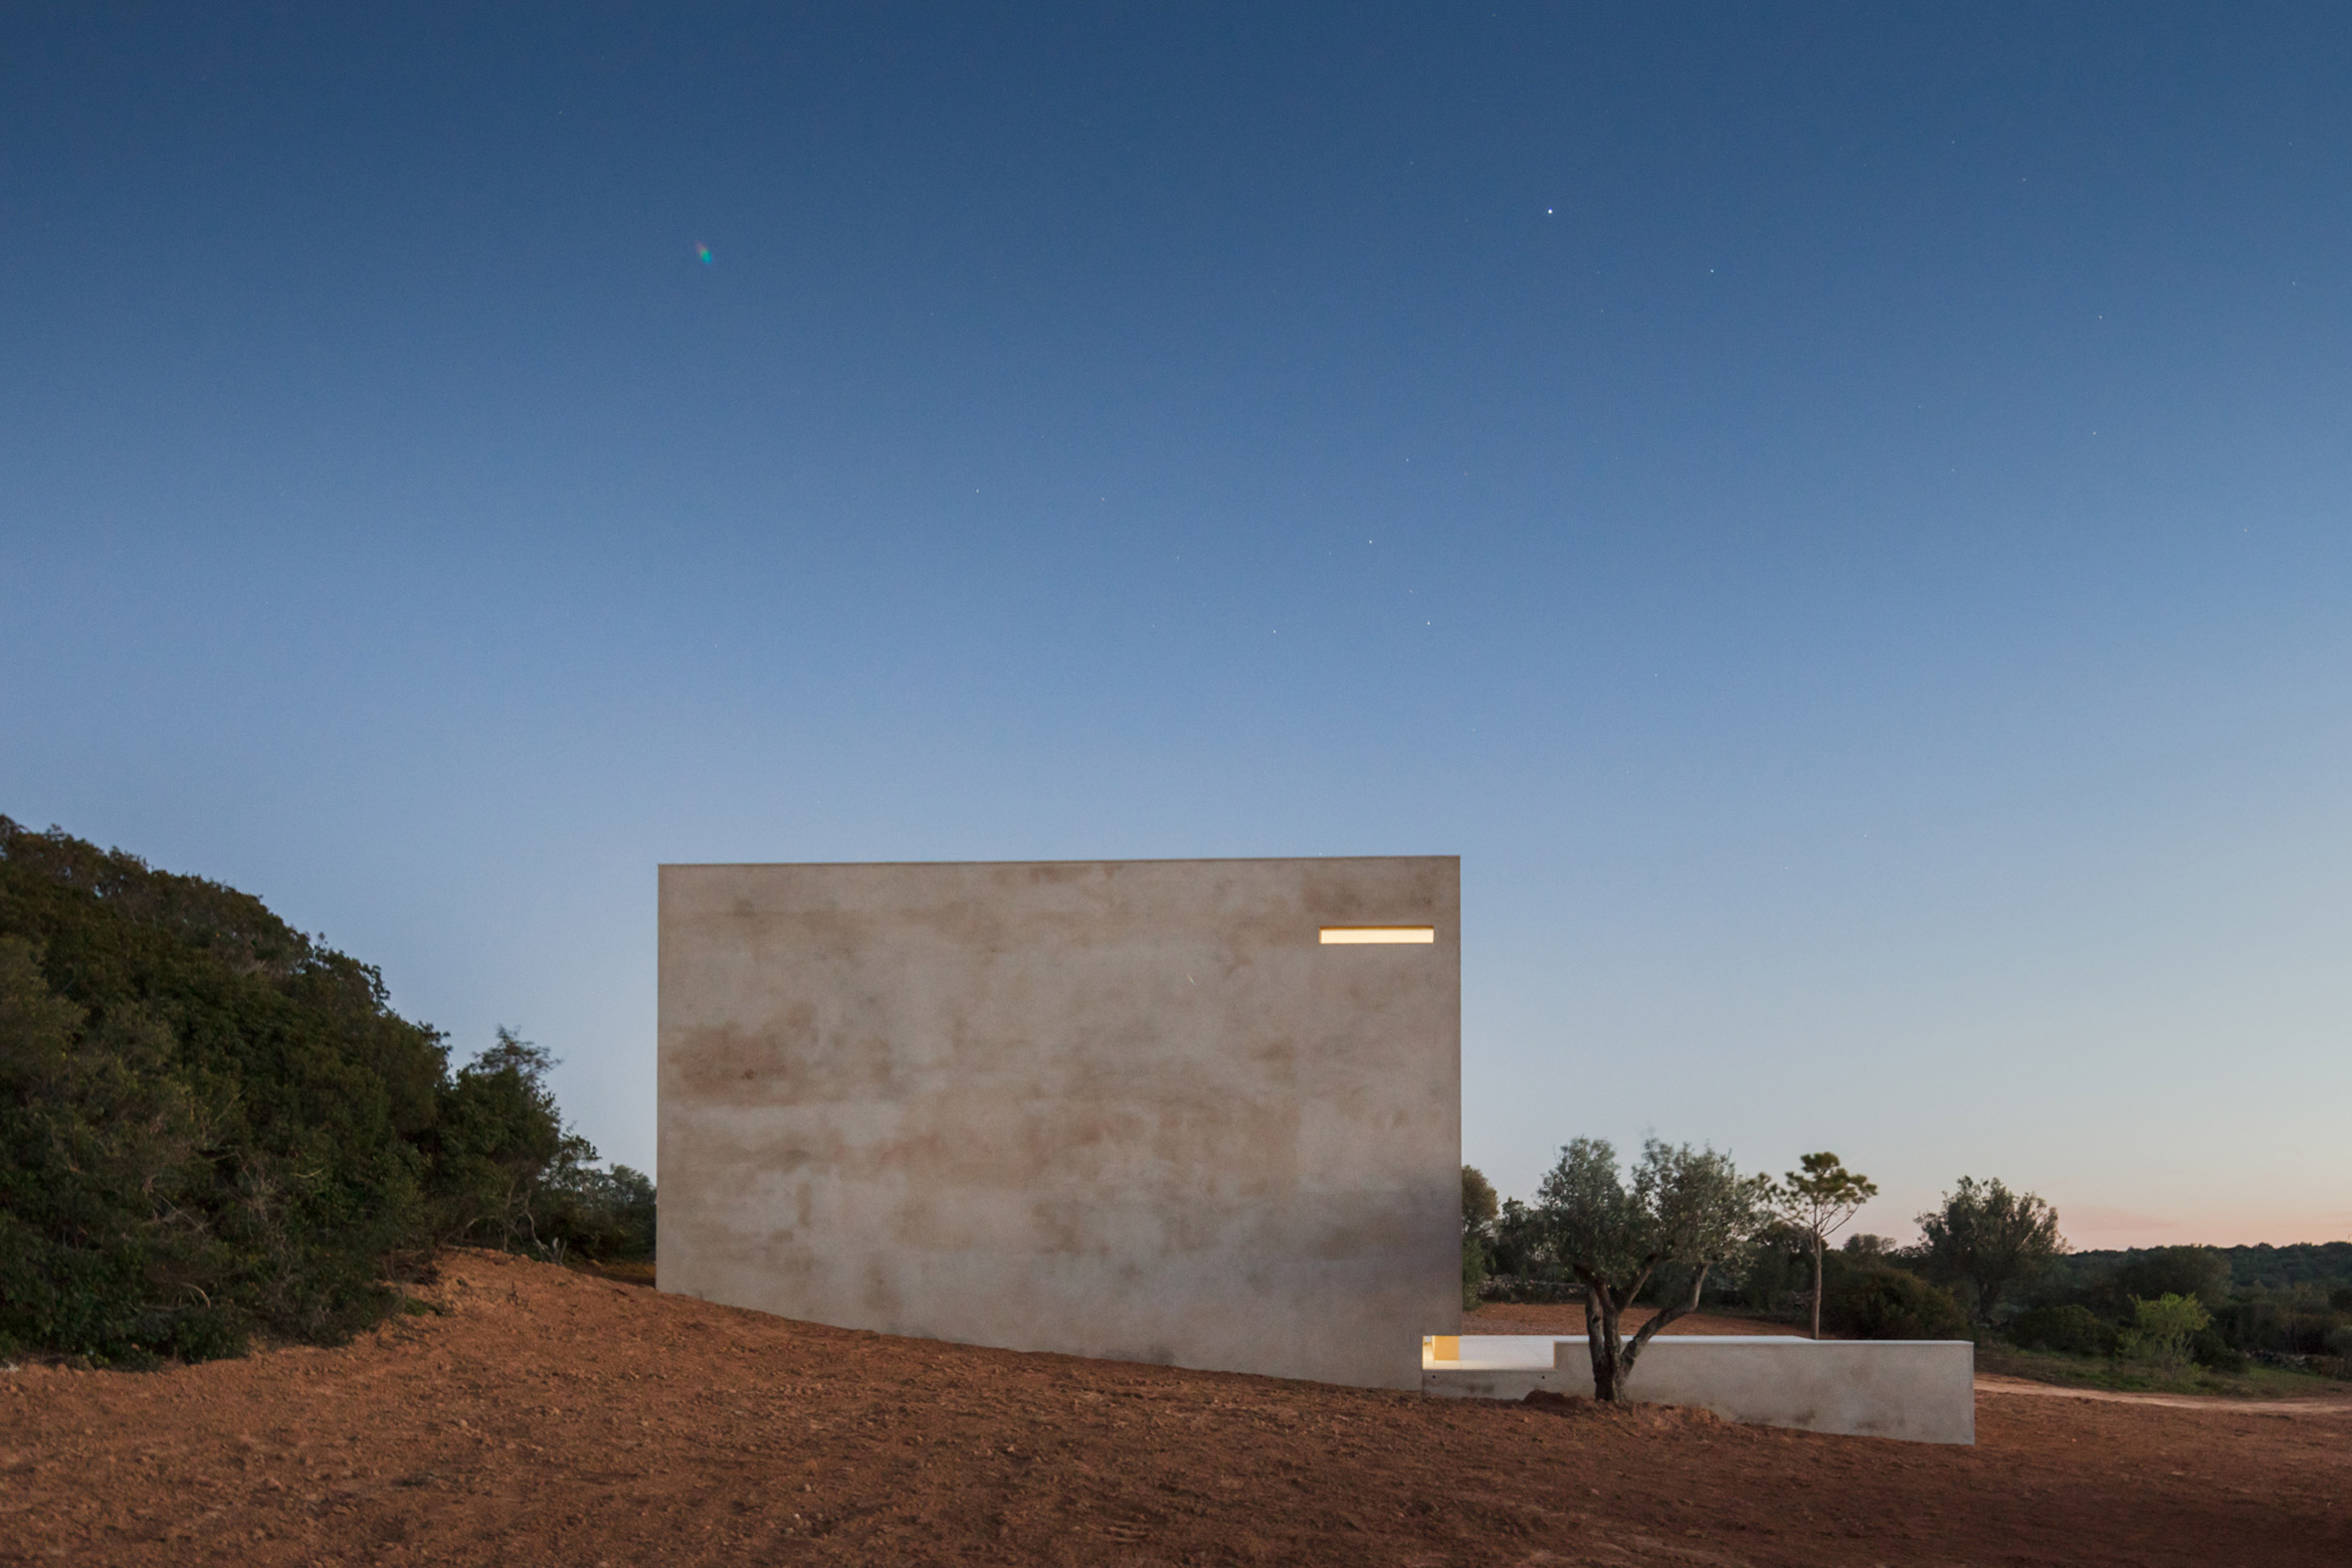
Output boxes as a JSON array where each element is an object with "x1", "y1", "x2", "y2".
[
  {"x1": 0, "y1": 817, "x2": 649, "y2": 1364},
  {"x1": 1470, "y1": 1157, "x2": 2351, "y2": 1387}
]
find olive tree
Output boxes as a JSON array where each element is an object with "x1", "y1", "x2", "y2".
[
  {"x1": 1773, "y1": 1152, "x2": 1878, "y2": 1340},
  {"x1": 1914, "y1": 1175, "x2": 2064, "y2": 1326},
  {"x1": 1536, "y1": 1137, "x2": 1770, "y2": 1402}
]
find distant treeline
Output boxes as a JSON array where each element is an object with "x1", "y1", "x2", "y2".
[
  {"x1": 1470, "y1": 1162, "x2": 2351, "y2": 1373},
  {"x1": 2045, "y1": 1243, "x2": 2352, "y2": 1295},
  {"x1": 0, "y1": 817, "x2": 653, "y2": 1366},
  {"x1": 2003, "y1": 1243, "x2": 2352, "y2": 1367}
]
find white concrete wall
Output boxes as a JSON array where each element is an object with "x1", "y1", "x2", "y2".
[
  {"x1": 660, "y1": 856, "x2": 1460, "y2": 1390},
  {"x1": 1424, "y1": 1336, "x2": 1975, "y2": 1445}
]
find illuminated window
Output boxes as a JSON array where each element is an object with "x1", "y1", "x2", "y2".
[{"x1": 1318, "y1": 925, "x2": 1436, "y2": 944}]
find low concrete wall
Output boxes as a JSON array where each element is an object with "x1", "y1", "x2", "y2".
[{"x1": 1424, "y1": 1336, "x2": 1974, "y2": 1445}]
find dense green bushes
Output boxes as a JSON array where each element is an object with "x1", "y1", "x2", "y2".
[
  {"x1": 0, "y1": 818, "x2": 649, "y2": 1365},
  {"x1": 538, "y1": 1159, "x2": 658, "y2": 1264},
  {"x1": 2010, "y1": 1244, "x2": 2349, "y2": 1373},
  {"x1": 2009, "y1": 1302, "x2": 2116, "y2": 1356},
  {"x1": 1822, "y1": 1263, "x2": 1971, "y2": 1340}
]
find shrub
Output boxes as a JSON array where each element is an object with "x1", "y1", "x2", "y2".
[
  {"x1": 0, "y1": 817, "x2": 640, "y2": 1363},
  {"x1": 2009, "y1": 1302, "x2": 2116, "y2": 1357},
  {"x1": 1462, "y1": 1234, "x2": 1487, "y2": 1310},
  {"x1": 2192, "y1": 1325, "x2": 2248, "y2": 1373},
  {"x1": 536, "y1": 1161, "x2": 657, "y2": 1263},
  {"x1": 2116, "y1": 1293, "x2": 2210, "y2": 1379},
  {"x1": 2218, "y1": 1281, "x2": 2342, "y2": 1356},
  {"x1": 0, "y1": 821, "x2": 452, "y2": 1362},
  {"x1": 1824, "y1": 1264, "x2": 1971, "y2": 1340}
]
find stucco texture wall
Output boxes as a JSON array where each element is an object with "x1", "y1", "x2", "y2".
[{"x1": 658, "y1": 856, "x2": 1461, "y2": 1390}]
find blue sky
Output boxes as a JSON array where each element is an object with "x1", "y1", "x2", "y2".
[{"x1": 4, "y1": 5, "x2": 2347, "y2": 1247}]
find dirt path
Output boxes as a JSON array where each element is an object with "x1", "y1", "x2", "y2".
[
  {"x1": 1975, "y1": 1372, "x2": 2352, "y2": 1414},
  {"x1": 3, "y1": 1250, "x2": 2347, "y2": 1566}
]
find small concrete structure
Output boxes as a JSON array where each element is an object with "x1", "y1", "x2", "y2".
[
  {"x1": 659, "y1": 856, "x2": 1460, "y2": 1390},
  {"x1": 1422, "y1": 1335, "x2": 1975, "y2": 1444}
]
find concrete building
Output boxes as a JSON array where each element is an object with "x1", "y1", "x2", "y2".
[{"x1": 658, "y1": 856, "x2": 1461, "y2": 1390}]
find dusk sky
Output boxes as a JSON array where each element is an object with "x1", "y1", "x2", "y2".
[{"x1": 5, "y1": 5, "x2": 2347, "y2": 1249}]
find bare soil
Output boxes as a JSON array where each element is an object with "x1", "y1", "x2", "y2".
[
  {"x1": 1463, "y1": 1302, "x2": 1808, "y2": 1337},
  {"x1": 4, "y1": 1248, "x2": 2346, "y2": 1566}
]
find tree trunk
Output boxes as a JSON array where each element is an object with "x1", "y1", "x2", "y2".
[
  {"x1": 1587, "y1": 1264, "x2": 1710, "y2": 1403},
  {"x1": 1583, "y1": 1280, "x2": 1622, "y2": 1402},
  {"x1": 1811, "y1": 1233, "x2": 1824, "y2": 1340}
]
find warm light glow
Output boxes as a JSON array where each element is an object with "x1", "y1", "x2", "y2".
[
  {"x1": 1424, "y1": 1335, "x2": 1462, "y2": 1362},
  {"x1": 1319, "y1": 925, "x2": 1436, "y2": 944}
]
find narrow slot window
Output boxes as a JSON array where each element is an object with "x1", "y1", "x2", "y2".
[{"x1": 1318, "y1": 925, "x2": 1436, "y2": 944}]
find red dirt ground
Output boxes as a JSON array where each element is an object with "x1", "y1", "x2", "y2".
[
  {"x1": 4, "y1": 1249, "x2": 2347, "y2": 1566},
  {"x1": 1462, "y1": 1302, "x2": 1807, "y2": 1337}
]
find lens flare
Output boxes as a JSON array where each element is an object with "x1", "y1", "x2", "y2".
[{"x1": 695, "y1": 244, "x2": 713, "y2": 265}]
